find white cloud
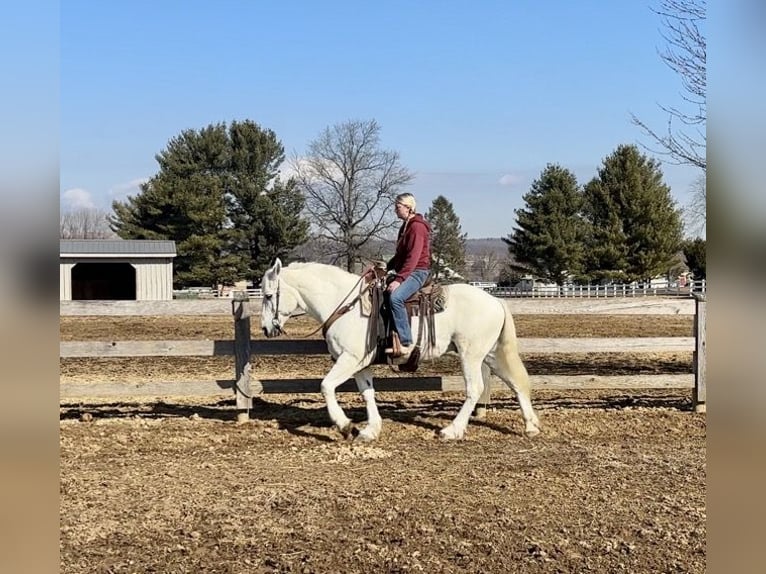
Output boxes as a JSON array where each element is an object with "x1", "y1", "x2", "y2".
[
  {"x1": 108, "y1": 178, "x2": 148, "y2": 201},
  {"x1": 280, "y1": 156, "x2": 342, "y2": 183},
  {"x1": 61, "y1": 188, "x2": 95, "y2": 210},
  {"x1": 498, "y1": 173, "x2": 522, "y2": 187}
]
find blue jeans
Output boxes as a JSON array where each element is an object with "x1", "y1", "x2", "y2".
[{"x1": 389, "y1": 269, "x2": 430, "y2": 346}]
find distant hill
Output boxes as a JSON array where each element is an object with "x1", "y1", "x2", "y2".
[
  {"x1": 290, "y1": 236, "x2": 510, "y2": 281},
  {"x1": 465, "y1": 237, "x2": 507, "y2": 257}
]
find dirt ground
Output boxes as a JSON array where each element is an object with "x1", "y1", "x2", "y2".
[{"x1": 60, "y1": 314, "x2": 705, "y2": 573}]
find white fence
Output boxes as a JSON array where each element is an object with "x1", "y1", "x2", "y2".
[
  {"x1": 174, "y1": 287, "x2": 263, "y2": 299},
  {"x1": 174, "y1": 279, "x2": 706, "y2": 300},
  {"x1": 60, "y1": 296, "x2": 706, "y2": 414},
  {"x1": 481, "y1": 279, "x2": 706, "y2": 298}
]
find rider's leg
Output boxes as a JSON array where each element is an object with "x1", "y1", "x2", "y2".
[{"x1": 388, "y1": 269, "x2": 429, "y2": 347}]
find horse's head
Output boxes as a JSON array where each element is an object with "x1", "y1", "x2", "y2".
[{"x1": 260, "y1": 258, "x2": 301, "y2": 337}]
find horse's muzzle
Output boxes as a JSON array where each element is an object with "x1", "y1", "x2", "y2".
[{"x1": 263, "y1": 324, "x2": 283, "y2": 338}]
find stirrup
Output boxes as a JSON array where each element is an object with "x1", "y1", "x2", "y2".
[
  {"x1": 386, "y1": 344, "x2": 413, "y2": 359},
  {"x1": 386, "y1": 332, "x2": 403, "y2": 357}
]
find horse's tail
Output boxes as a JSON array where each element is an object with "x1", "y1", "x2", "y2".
[
  {"x1": 493, "y1": 300, "x2": 541, "y2": 436},
  {"x1": 494, "y1": 300, "x2": 532, "y2": 399}
]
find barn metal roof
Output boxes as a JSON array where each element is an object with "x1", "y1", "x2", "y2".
[{"x1": 60, "y1": 239, "x2": 177, "y2": 258}]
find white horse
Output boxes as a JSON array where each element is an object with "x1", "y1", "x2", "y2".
[{"x1": 259, "y1": 259, "x2": 540, "y2": 441}]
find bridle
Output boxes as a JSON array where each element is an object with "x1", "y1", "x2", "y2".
[
  {"x1": 264, "y1": 280, "x2": 284, "y2": 335},
  {"x1": 266, "y1": 267, "x2": 386, "y2": 339}
]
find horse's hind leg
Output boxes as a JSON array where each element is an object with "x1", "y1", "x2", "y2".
[
  {"x1": 485, "y1": 353, "x2": 540, "y2": 437},
  {"x1": 319, "y1": 354, "x2": 361, "y2": 439},
  {"x1": 440, "y1": 356, "x2": 485, "y2": 440},
  {"x1": 473, "y1": 362, "x2": 492, "y2": 420},
  {"x1": 353, "y1": 369, "x2": 382, "y2": 442}
]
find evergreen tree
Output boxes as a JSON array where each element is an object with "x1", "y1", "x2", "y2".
[
  {"x1": 425, "y1": 195, "x2": 466, "y2": 279},
  {"x1": 503, "y1": 164, "x2": 584, "y2": 286},
  {"x1": 681, "y1": 237, "x2": 706, "y2": 279},
  {"x1": 110, "y1": 120, "x2": 309, "y2": 287},
  {"x1": 582, "y1": 145, "x2": 684, "y2": 283},
  {"x1": 580, "y1": 178, "x2": 630, "y2": 282},
  {"x1": 224, "y1": 121, "x2": 309, "y2": 280}
]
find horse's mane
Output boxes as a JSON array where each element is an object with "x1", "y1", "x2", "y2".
[{"x1": 283, "y1": 261, "x2": 357, "y2": 282}]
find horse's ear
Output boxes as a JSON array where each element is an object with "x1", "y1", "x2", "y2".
[{"x1": 273, "y1": 258, "x2": 282, "y2": 274}]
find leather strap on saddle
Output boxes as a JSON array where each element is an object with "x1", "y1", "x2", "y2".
[
  {"x1": 393, "y1": 280, "x2": 443, "y2": 372},
  {"x1": 404, "y1": 282, "x2": 442, "y2": 349}
]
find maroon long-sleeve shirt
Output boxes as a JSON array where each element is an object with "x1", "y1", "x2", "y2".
[{"x1": 387, "y1": 214, "x2": 432, "y2": 282}]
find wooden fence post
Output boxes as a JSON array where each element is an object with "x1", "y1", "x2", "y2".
[
  {"x1": 693, "y1": 293, "x2": 706, "y2": 413},
  {"x1": 232, "y1": 291, "x2": 252, "y2": 422}
]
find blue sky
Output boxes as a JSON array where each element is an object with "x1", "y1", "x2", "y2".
[{"x1": 60, "y1": 0, "x2": 702, "y2": 239}]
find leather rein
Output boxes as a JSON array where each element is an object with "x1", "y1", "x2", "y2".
[{"x1": 302, "y1": 269, "x2": 383, "y2": 339}]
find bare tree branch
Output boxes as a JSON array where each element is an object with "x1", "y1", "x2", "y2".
[
  {"x1": 60, "y1": 208, "x2": 116, "y2": 239},
  {"x1": 632, "y1": 0, "x2": 706, "y2": 171},
  {"x1": 471, "y1": 249, "x2": 501, "y2": 282},
  {"x1": 293, "y1": 119, "x2": 414, "y2": 271},
  {"x1": 682, "y1": 174, "x2": 706, "y2": 237}
]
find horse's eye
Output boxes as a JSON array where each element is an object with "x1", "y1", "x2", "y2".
[{"x1": 263, "y1": 294, "x2": 272, "y2": 300}]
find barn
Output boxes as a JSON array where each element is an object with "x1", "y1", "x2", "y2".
[{"x1": 60, "y1": 239, "x2": 177, "y2": 301}]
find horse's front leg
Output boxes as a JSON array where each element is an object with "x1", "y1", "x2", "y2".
[
  {"x1": 353, "y1": 369, "x2": 382, "y2": 442},
  {"x1": 320, "y1": 354, "x2": 362, "y2": 439}
]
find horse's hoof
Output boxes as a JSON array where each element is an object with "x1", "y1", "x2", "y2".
[
  {"x1": 338, "y1": 423, "x2": 355, "y2": 440},
  {"x1": 439, "y1": 427, "x2": 464, "y2": 440},
  {"x1": 354, "y1": 430, "x2": 376, "y2": 443},
  {"x1": 525, "y1": 426, "x2": 541, "y2": 438}
]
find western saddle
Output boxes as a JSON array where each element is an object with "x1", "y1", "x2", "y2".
[
  {"x1": 367, "y1": 268, "x2": 445, "y2": 372},
  {"x1": 311, "y1": 267, "x2": 445, "y2": 372}
]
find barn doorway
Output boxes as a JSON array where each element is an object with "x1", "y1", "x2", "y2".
[{"x1": 71, "y1": 262, "x2": 136, "y2": 300}]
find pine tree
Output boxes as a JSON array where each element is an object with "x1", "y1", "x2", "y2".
[
  {"x1": 580, "y1": 178, "x2": 630, "y2": 282},
  {"x1": 503, "y1": 164, "x2": 584, "y2": 286},
  {"x1": 224, "y1": 121, "x2": 309, "y2": 280},
  {"x1": 425, "y1": 195, "x2": 466, "y2": 279},
  {"x1": 110, "y1": 120, "x2": 309, "y2": 287},
  {"x1": 681, "y1": 237, "x2": 706, "y2": 280},
  {"x1": 582, "y1": 145, "x2": 684, "y2": 283}
]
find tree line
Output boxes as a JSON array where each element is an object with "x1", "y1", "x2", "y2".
[
  {"x1": 66, "y1": 116, "x2": 702, "y2": 287},
  {"x1": 505, "y1": 145, "x2": 699, "y2": 286}
]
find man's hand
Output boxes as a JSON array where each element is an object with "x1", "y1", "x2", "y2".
[{"x1": 387, "y1": 280, "x2": 401, "y2": 293}]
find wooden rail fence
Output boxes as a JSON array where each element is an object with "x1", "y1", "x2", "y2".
[{"x1": 60, "y1": 295, "x2": 707, "y2": 413}]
